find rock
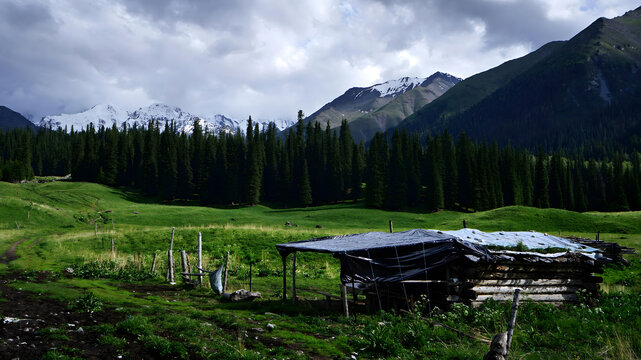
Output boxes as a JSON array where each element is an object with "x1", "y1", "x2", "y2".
[
  {"x1": 133, "y1": 211, "x2": 140, "y2": 214},
  {"x1": 266, "y1": 323, "x2": 275, "y2": 331},
  {"x1": 64, "y1": 268, "x2": 74, "y2": 275},
  {"x1": 76, "y1": 327, "x2": 84, "y2": 333},
  {"x1": 315, "y1": 225, "x2": 322, "y2": 228},
  {"x1": 251, "y1": 327, "x2": 265, "y2": 333},
  {"x1": 222, "y1": 289, "x2": 262, "y2": 302},
  {"x1": 284, "y1": 221, "x2": 292, "y2": 226}
]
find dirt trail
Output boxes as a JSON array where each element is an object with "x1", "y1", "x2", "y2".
[{"x1": 0, "y1": 238, "x2": 28, "y2": 264}]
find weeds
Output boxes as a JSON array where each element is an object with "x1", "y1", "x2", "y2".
[{"x1": 69, "y1": 293, "x2": 103, "y2": 312}]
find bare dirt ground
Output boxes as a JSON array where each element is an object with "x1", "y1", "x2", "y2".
[{"x1": 0, "y1": 239, "x2": 159, "y2": 360}]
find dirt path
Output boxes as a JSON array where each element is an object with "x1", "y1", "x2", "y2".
[{"x1": 0, "y1": 238, "x2": 28, "y2": 264}]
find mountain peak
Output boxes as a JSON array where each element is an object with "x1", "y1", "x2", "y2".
[{"x1": 37, "y1": 103, "x2": 293, "y2": 135}]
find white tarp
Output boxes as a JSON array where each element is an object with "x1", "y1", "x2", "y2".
[{"x1": 439, "y1": 229, "x2": 599, "y2": 253}]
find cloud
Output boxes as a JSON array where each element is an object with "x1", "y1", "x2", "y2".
[{"x1": 0, "y1": 0, "x2": 638, "y2": 121}]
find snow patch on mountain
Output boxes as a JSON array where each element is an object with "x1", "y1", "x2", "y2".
[
  {"x1": 368, "y1": 77, "x2": 426, "y2": 97},
  {"x1": 37, "y1": 103, "x2": 294, "y2": 134},
  {"x1": 39, "y1": 104, "x2": 129, "y2": 131}
]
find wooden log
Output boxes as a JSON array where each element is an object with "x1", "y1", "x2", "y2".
[
  {"x1": 166, "y1": 227, "x2": 176, "y2": 283},
  {"x1": 151, "y1": 253, "x2": 158, "y2": 274},
  {"x1": 292, "y1": 252, "x2": 297, "y2": 305},
  {"x1": 389, "y1": 220, "x2": 393, "y2": 233},
  {"x1": 475, "y1": 293, "x2": 578, "y2": 302},
  {"x1": 465, "y1": 278, "x2": 586, "y2": 286},
  {"x1": 462, "y1": 271, "x2": 592, "y2": 280},
  {"x1": 167, "y1": 249, "x2": 175, "y2": 284},
  {"x1": 341, "y1": 284, "x2": 349, "y2": 317},
  {"x1": 197, "y1": 232, "x2": 203, "y2": 286},
  {"x1": 472, "y1": 285, "x2": 581, "y2": 295},
  {"x1": 506, "y1": 289, "x2": 521, "y2": 357},
  {"x1": 180, "y1": 250, "x2": 190, "y2": 283}
]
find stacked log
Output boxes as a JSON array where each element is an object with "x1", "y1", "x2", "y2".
[{"x1": 448, "y1": 252, "x2": 603, "y2": 307}]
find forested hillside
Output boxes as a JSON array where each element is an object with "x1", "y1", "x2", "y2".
[
  {"x1": 399, "y1": 7, "x2": 641, "y2": 155},
  {"x1": 2, "y1": 116, "x2": 640, "y2": 213}
]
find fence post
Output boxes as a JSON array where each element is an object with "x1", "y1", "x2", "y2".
[{"x1": 198, "y1": 232, "x2": 203, "y2": 286}]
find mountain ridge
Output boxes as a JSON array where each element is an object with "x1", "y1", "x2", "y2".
[
  {"x1": 37, "y1": 104, "x2": 295, "y2": 134},
  {"x1": 300, "y1": 72, "x2": 460, "y2": 140},
  {"x1": 397, "y1": 6, "x2": 641, "y2": 151}
]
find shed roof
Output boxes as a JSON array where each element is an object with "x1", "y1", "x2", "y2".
[{"x1": 275, "y1": 229, "x2": 458, "y2": 256}]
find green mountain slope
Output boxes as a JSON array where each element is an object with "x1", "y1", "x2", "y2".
[{"x1": 399, "y1": 7, "x2": 641, "y2": 151}]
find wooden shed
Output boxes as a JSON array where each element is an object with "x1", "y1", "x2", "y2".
[{"x1": 275, "y1": 229, "x2": 619, "y2": 312}]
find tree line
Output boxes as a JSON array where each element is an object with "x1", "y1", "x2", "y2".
[{"x1": 1, "y1": 114, "x2": 640, "y2": 212}]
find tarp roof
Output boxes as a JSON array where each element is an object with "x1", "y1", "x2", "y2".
[
  {"x1": 440, "y1": 229, "x2": 599, "y2": 253},
  {"x1": 275, "y1": 229, "x2": 461, "y2": 256}
]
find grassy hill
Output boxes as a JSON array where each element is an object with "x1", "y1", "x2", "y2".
[{"x1": 1, "y1": 181, "x2": 640, "y2": 359}]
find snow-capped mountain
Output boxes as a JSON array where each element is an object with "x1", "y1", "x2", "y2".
[
  {"x1": 356, "y1": 72, "x2": 461, "y2": 99},
  {"x1": 39, "y1": 104, "x2": 129, "y2": 131},
  {"x1": 303, "y1": 71, "x2": 461, "y2": 136},
  {"x1": 37, "y1": 104, "x2": 294, "y2": 134}
]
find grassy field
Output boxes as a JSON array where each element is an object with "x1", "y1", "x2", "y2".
[{"x1": 0, "y1": 181, "x2": 640, "y2": 359}]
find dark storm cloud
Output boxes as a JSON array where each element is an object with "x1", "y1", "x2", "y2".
[{"x1": 0, "y1": 0, "x2": 638, "y2": 122}]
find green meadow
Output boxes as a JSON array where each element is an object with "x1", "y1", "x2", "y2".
[{"x1": 1, "y1": 180, "x2": 640, "y2": 359}]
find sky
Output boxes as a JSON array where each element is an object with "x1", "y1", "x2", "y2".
[{"x1": 0, "y1": 0, "x2": 639, "y2": 122}]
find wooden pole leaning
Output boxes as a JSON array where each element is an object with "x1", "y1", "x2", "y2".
[{"x1": 505, "y1": 288, "x2": 522, "y2": 358}]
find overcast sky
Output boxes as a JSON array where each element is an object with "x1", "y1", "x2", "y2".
[{"x1": 0, "y1": 0, "x2": 638, "y2": 122}]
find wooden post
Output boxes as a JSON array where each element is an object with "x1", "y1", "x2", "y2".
[
  {"x1": 389, "y1": 220, "x2": 393, "y2": 233},
  {"x1": 505, "y1": 288, "x2": 522, "y2": 358},
  {"x1": 596, "y1": 231, "x2": 600, "y2": 241},
  {"x1": 197, "y1": 232, "x2": 203, "y2": 286},
  {"x1": 167, "y1": 250, "x2": 175, "y2": 284},
  {"x1": 180, "y1": 250, "x2": 189, "y2": 283},
  {"x1": 341, "y1": 284, "x2": 349, "y2": 317},
  {"x1": 111, "y1": 237, "x2": 115, "y2": 256},
  {"x1": 223, "y1": 251, "x2": 229, "y2": 292},
  {"x1": 281, "y1": 255, "x2": 287, "y2": 303},
  {"x1": 352, "y1": 279, "x2": 358, "y2": 320},
  {"x1": 167, "y1": 227, "x2": 175, "y2": 283},
  {"x1": 292, "y1": 252, "x2": 297, "y2": 305},
  {"x1": 463, "y1": 219, "x2": 467, "y2": 228},
  {"x1": 151, "y1": 252, "x2": 158, "y2": 274}
]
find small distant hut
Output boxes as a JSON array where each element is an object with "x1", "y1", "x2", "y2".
[{"x1": 275, "y1": 229, "x2": 622, "y2": 312}]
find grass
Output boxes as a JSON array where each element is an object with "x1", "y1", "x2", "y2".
[{"x1": 1, "y1": 180, "x2": 640, "y2": 358}]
